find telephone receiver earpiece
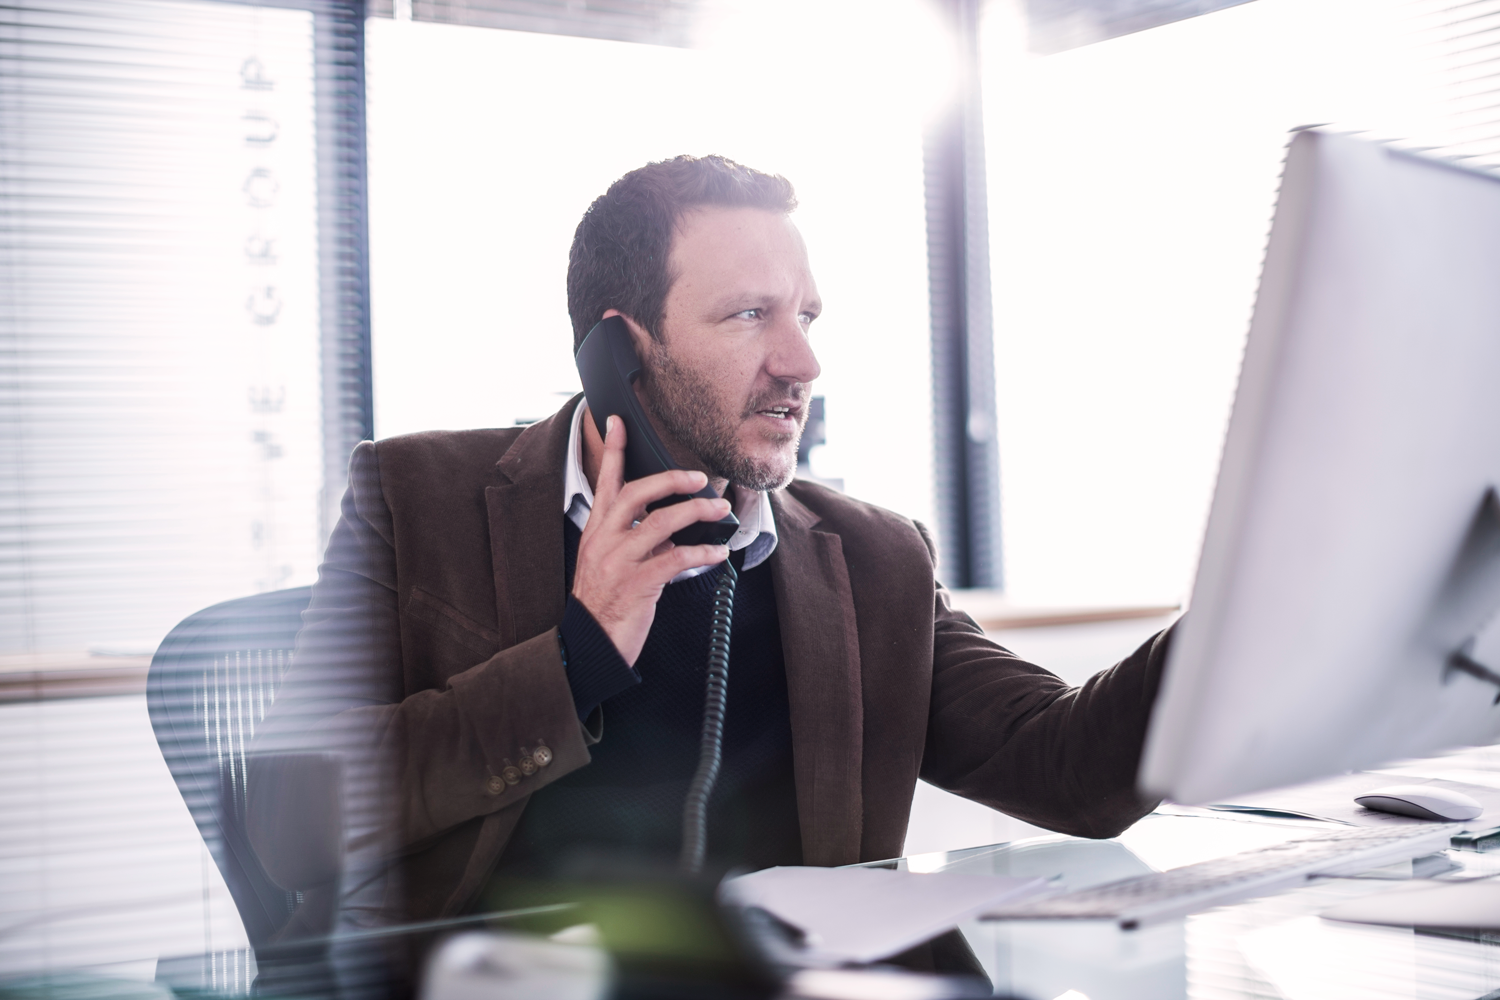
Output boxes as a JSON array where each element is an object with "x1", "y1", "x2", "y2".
[{"x1": 575, "y1": 316, "x2": 740, "y2": 547}]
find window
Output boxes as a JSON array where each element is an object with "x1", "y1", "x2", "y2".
[
  {"x1": 981, "y1": 0, "x2": 1497, "y2": 605},
  {"x1": 365, "y1": 0, "x2": 948, "y2": 528}
]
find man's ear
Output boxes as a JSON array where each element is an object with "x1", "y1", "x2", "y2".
[{"x1": 601, "y1": 309, "x2": 655, "y2": 360}]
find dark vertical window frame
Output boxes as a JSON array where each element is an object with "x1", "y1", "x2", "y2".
[
  {"x1": 317, "y1": 0, "x2": 374, "y2": 542},
  {"x1": 926, "y1": 0, "x2": 1003, "y2": 590}
]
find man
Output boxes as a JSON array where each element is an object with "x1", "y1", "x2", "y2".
[{"x1": 252, "y1": 155, "x2": 1172, "y2": 934}]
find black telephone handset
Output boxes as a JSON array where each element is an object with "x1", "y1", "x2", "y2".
[
  {"x1": 575, "y1": 316, "x2": 739, "y2": 547},
  {"x1": 575, "y1": 315, "x2": 739, "y2": 876}
]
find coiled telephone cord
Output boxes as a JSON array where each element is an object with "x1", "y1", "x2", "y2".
[{"x1": 679, "y1": 557, "x2": 738, "y2": 875}]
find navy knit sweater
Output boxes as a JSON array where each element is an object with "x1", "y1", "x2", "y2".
[{"x1": 489, "y1": 518, "x2": 803, "y2": 876}]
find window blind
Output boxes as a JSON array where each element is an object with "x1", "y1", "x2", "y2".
[
  {"x1": 1408, "y1": 0, "x2": 1500, "y2": 171},
  {"x1": 0, "y1": 0, "x2": 370, "y2": 661}
]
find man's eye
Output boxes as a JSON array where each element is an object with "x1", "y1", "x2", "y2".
[
  {"x1": 734, "y1": 308, "x2": 762, "y2": 321},
  {"x1": 799, "y1": 312, "x2": 818, "y2": 327}
]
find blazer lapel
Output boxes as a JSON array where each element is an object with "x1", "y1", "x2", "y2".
[
  {"x1": 769, "y1": 489, "x2": 864, "y2": 867},
  {"x1": 485, "y1": 396, "x2": 579, "y2": 646}
]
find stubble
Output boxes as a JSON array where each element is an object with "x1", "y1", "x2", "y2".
[{"x1": 640, "y1": 343, "x2": 807, "y2": 492}]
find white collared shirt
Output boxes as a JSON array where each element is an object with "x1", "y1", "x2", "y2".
[{"x1": 562, "y1": 401, "x2": 778, "y2": 581}]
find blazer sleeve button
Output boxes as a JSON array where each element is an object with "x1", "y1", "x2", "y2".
[
  {"x1": 502, "y1": 766, "x2": 522, "y2": 785},
  {"x1": 486, "y1": 775, "x2": 506, "y2": 795},
  {"x1": 533, "y1": 745, "x2": 553, "y2": 767},
  {"x1": 519, "y1": 756, "x2": 537, "y2": 776}
]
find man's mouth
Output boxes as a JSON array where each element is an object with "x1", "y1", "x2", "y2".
[{"x1": 745, "y1": 385, "x2": 808, "y2": 427}]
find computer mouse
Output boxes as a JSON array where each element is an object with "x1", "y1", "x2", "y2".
[{"x1": 1353, "y1": 785, "x2": 1483, "y2": 822}]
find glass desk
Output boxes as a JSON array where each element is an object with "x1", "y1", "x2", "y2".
[
  {"x1": 5, "y1": 811, "x2": 1497, "y2": 1000},
  {"x1": 888, "y1": 811, "x2": 1500, "y2": 1000}
]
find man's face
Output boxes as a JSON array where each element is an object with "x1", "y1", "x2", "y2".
[{"x1": 626, "y1": 206, "x2": 823, "y2": 491}]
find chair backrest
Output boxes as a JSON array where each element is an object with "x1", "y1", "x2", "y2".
[{"x1": 147, "y1": 586, "x2": 313, "y2": 950}]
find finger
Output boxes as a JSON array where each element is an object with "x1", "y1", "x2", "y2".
[
  {"x1": 608, "y1": 495, "x2": 731, "y2": 562},
  {"x1": 639, "y1": 544, "x2": 730, "y2": 587},
  {"x1": 603, "y1": 468, "x2": 711, "y2": 533},
  {"x1": 619, "y1": 496, "x2": 733, "y2": 558},
  {"x1": 590, "y1": 415, "x2": 626, "y2": 517},
  {"x1": 591, "y1": 415, "x2": 628, "y2": 515},
  {"x1": 611, "y1": 468, "x2": 711, "y2": 520}
]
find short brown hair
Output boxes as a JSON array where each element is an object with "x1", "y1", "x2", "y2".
[{"x1": 567, "y1": 155, "x2": 798, "y2": 351}]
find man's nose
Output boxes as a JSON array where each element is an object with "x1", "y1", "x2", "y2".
[{"x1": 766, "y1": 313, "x2": 821, "y2": 385}]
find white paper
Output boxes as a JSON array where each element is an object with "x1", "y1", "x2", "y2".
[
  {"x1": 720, "y1": 865, "x2": 1046, "y2": 964},
  {"x1": 1236, "y1": 915, "x2": 1418, "y2": 1000}
]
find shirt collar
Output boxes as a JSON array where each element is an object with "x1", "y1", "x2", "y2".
[{"x1": 563, "y1": 401, "x2": 778, "y2": 576}]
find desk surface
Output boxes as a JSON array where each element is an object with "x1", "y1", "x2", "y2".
[
  {"x1": 4, "y1": 804, "x2": 1495, "y2": 1000},
  {"x1": 899, "y1": 811, "x2": 1500, "y2": 1000}
]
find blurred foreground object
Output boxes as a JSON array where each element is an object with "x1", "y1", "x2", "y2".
[
  {"x1": 421, "y1": 927, "x2": 998, "y2": 1000},
  {"x1": 422, "y1": 933, "x2": 608, "y2": 1000}
]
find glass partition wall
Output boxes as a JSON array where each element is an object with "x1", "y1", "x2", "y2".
[
  {"x1": 5, "y1": 0, "x2": 1500, "y2": 990},
  {"x1": 2, "y1": 0, "x2": 372, "y2": 660},
  {"x1": 0, "y1": 0, "x2": 369, "y2": 980}
]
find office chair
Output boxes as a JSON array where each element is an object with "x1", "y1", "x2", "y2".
[{"x1": 147, "y1": 586, "x2": 316, "y2": 950}]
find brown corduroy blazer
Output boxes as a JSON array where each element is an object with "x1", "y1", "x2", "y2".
[{"x1": 256, "y1": 395, "x2": 1171, "y2": 926}]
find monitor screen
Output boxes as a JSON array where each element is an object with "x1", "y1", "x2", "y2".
[{"x1": 1140, "y1": 129, "x2": 1500, "y2": 804}]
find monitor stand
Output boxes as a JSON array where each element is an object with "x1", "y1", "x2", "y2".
[
  {"x1": 1438, "y1": 488, "x2": 1500, "y2": 701},
  {"x1": 1449, "y1": 640, "x2": 1500, "y2": 702},
  {"x1": 1330, "y1": 490, "x2": 1500, "y2": 930}
]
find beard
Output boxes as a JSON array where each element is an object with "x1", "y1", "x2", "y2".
[{"x1": 639, "y1": 341, "x2": 808, "y2": 492}]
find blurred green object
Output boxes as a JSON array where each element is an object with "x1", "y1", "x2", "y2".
[
  {"x1": 0, "y1": 973, "x2": 175, "y2": 1000},
  {"x1": 483, "y1": 859, "x2": 777, "y2": 999}
]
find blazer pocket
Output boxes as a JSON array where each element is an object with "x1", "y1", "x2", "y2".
[{"x1": 404, "y1": 587, "x2": 503, "y2": 658}]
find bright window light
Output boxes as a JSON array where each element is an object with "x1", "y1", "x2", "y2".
[
  {"x1": 982, "y1": 0, "x2": 1439, "y2": 605},
  {"x1": 366, "y1": 0, "x2": 948, "y2": 526}
]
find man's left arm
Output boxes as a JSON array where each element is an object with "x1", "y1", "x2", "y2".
[{"x1": 919, "y1": 586, "x2": 1176, "y2": 839}]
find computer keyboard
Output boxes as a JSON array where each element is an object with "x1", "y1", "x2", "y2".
[{"x1": 982, "y1": 823, "x2": 1459, "y2": 928}]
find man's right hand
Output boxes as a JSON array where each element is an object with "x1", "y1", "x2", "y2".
[{"x1": 571, "y1": 415, "x2": 731, "y2": 667}]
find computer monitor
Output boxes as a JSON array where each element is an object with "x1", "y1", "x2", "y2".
[{"x1": 1140, "y1": 129, "x2": 1500, "y2": 806}]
